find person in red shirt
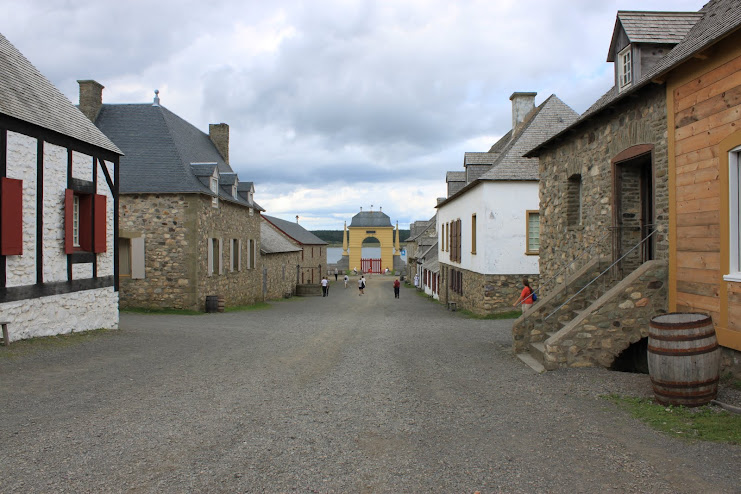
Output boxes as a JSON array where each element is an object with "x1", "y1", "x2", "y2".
[
  {"x1": 513, "y1": 278, "x2": 534, "y2": 312},
  {"x1": 393, "y1": 278, "x2": 401, "y2": 299}
]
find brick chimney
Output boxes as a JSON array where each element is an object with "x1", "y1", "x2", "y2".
[
  {"x1": 510, "y1": 91, "x2": 537, "y2": 134},
  {"x1": 209, "y1": 123, "x2": 229, "y2": 164},
  {"x1": 77, "y1": 80, "x2": 104, "y2": 122}
]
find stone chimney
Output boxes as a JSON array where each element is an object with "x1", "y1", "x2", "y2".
[
  {"x1": 209, "y1": 123, "x2": 229, "y2": 164},
  {"x1": 510, "y1": 91, "x2": 537, "y2": 134},
  {"x1": 77, "y1": 80, "x2": 104, "y2": 122}
]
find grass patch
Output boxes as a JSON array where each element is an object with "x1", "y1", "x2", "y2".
[
  {"x1": 0, "y1": 328, "x2": 113, "y2": 359},
  {"x1": 224, "y1": 302, "x2": 271, "y2": 312},
  {"x1": 458, "y1": 309, "x2": 522, "y2": 320},
  {"x1": 121, "y1": 307, "x2": 203, "y2": 315},
  {"x1": 604, "y1": 395, "x2": 741, "y2": 444}
]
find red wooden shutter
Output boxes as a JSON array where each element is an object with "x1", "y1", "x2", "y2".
[
  {"x1": 1, "y1": 177, "x2": 23, "y2": 255},
  {"x1": 64, "y1": 189, "x2": 74, "y2": 253},
  {"x1": 93, "y1": 194, "x2": 107, "y2": 252}
]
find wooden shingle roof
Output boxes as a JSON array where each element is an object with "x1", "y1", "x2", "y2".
[
  {"x1": 527, "y1": 0, "x2": 741, "y2": 158},
  {"x1": 607, "y1": 11, "x2": 704, "y2": 61},
  {"x1": 0, "y1": 33, "x2": 121, "y2": 156}
]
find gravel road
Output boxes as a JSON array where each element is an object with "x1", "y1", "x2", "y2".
[{"x1": 1, "y1": 276, "x2": 739, "y2": 493}]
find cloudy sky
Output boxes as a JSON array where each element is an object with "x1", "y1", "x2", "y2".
[{"x1": 3, "y1": 0, "x2": 707, "y2": 229}]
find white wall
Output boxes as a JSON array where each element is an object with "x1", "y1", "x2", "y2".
[{"x1": 437, "y1": 181, "x2": 539, "y2": 275}]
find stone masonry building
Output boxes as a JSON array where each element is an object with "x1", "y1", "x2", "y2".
[{"x1": 80, "y1": 81, "x2": 264, "y2": 311}]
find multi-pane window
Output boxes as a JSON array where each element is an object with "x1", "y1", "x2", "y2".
[
  {"x1": 567, "y1": 174, "x2": 582, "y2": 227},
  {"x1": 208, "y1": 238, "x2": 220, "y2": 276},
  {"x1": 726, "y1": 146, "x2": 741, "y2": 280},
  {"x1": 210, "y1": 177, "x2": 219, "y2": 207},
  {"x1": 618, "y1": 46, "x2": 632, "y2": 90},
  {"x1": 119, "y1": 238, "x2": 131, "y2": 276},
  {"x1": 526, "y1": 211, "x2": 540, "y2": 255},
  {"x1": 230, "y1": 238, "x2": 240, "y2": 272},
  {"x1": 72, "y1": 195, "x2": 80, "y2": 247}
]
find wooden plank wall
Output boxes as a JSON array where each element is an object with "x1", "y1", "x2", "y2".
[{"x1": 670, "y1": 36, "x2": 741, "y2": 352}]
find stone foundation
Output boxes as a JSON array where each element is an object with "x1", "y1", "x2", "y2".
[
  {"x1": 0, "y1": 288, "x2": 119, "y2": 342},
  {"x1": 439, "y1": 263, "x2": 538, "y2": 315}
]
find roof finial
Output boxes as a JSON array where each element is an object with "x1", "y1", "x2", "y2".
[
  {"x1": 295, "y1": 215, "x2": 299, "y2": 224},
  {"x1": 370, "y1": 204, "x2": 373, "y2": 211},
  {"x1": 153, "y1": 89, "x2": 160, "y2": 107}
]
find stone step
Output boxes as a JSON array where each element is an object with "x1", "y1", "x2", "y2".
[
  {"x1": 516, "y1": 352, "x2": 545, "y2": 374},
  {"x1": 528, "y1": 341, "x2": 546, "y2": 365}
]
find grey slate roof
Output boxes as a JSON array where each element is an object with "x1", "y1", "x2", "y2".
[
  {"x1": 607, "y1": 11, "x2": 704, "y2": 60},
  {"x1": 94, "y1": 102, "x2": 259, "y2": 209},
  {"x1": 262, "y1": 215, "x2": 327, "y2": 246},
  {"x1": 529, "y1": 0, "x2": 741, "y2": 157},
  {"x1": 446, "y1": 171, "x2": 466, "y2": 182},
  {"x1": 349, "y1": 210, "x2": 393, "y2": 228},
  {"x1": 0, "y1": 33, "x2": 121, "y2": 155},
  {"x1": 406, "y1": 214, "x2": 436, "y2": 242},
  {"x1": 260, "y1": 219, "x2": 303, "y2": 254}
]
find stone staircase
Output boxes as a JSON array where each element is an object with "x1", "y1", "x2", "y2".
[{"x1": 513, "y1": 259, "x2": 668, "y2": 372}]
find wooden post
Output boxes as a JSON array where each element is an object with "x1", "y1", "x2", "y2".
[{"x1": 1, "y1": 321, "x2": 9, "y2": 347}]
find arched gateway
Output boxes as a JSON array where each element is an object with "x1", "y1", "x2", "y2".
[{"x1": 341, "y1": 208, "x2": 403, "y2": 274}]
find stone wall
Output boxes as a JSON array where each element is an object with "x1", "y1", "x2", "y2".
[
  {"x1": 439, "y1": 262, "x2": 538, "y2": 315},
  {"x1": 262, "y1": 251, "x2": 300, "y2": 300},
  {"x1": 298, "y1": 244, "x2": 325, "y2": 284},
  {"x1": 544, "y1": 260, "x2": 668, "y2": 369},
  {"x1": 537, "y1": 83, "x2": 669, "y2": 283},
  {"x1": 119, "y1": 193, "x2": 262, "y2": 310},
  {"x1": 119, "y1": 194, "x2": 195, "y2": 309},
  {"x1": 197, "y1": 196, "x2": 262, "y2": 308}
]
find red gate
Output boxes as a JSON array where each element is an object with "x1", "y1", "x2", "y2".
[{"x1": 361, "y1": 258, "x2": 381, "y2": 273}]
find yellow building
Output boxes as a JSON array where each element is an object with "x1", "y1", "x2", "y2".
[{"x1": 343, "y1": 209, "x2": 400, "y2": 273}]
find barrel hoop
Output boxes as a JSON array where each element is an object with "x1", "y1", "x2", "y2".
[
  {"x1": 647, "y1": 330, "x2": 717, "y2": 342},
  {"x1": 650, "y1": 376, "x2": 720, "y2": 388},
  {"x1": 652, "y1": 389, "x2": 717, "y2": 400},
  {"x1": 649, "y1": 314, "x2": 711, "y2": 330},
  {"x1": 647, "y1": 342, "x2": 719, "y2": 356}
]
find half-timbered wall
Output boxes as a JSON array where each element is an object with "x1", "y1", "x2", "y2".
[
  {"x1": 667, "y1": 31, "x2": 741, "y2": 354},
  {"x1": 1, "y1": 128, "x2": 118, "y2": 341}
]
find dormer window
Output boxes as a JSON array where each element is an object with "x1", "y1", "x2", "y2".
[
  {"x1": 232, "y1": 184, "x2": 238, "y2": 198},
  {"x1": 618, "y1": 46, "x2": 632, "y2": 91},
  {"x1": 210, "y1": 177, "x2": 219, "y2": 207}
]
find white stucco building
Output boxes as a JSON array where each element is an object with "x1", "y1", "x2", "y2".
[
  {"x1": 436, "y1": 92, "x2": 578, "y2": 314},
  {"x1": 0, "y1": 34, "x2": 122, "y2": 342}
]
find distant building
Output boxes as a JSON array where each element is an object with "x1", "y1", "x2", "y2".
[
  {"x1": 260, "y1": 217, "x2": 301, "y2": 299},
  {"x1": 262, "y1": 215, "x2": 327, "y2": 284}
]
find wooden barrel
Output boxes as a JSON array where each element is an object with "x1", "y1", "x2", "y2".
[
  {"x1": 217, "y1": 295, "x2": 225, "y2": 313},
  {"x1": 647, "y1": 313, "x2": 720, "y2": 407},
  {"x1": 205, "y1": 295, "x2": 218, "y2": 313}
]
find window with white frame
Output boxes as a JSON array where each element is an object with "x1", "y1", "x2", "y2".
[
  {"x1": 72, "y1": 195, "x2": 80, "y2": 247},
  {"x1": 618, "y1": 46, "x2": 632, "y2": 91},
  {"x1": 726, "y1": 145, "x2": 741, "y2": 281},
  {"x1": 210, "y1": 177, "x2": 219, "y2": 207},
  {"x1": 232, "y1": 184, "x2": 238, "y2": 198}
]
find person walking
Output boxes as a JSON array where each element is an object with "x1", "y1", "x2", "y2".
[
  {"x1": 413, "y1": 274, "x2": 419, "y2": 288},
  {"x1": 344, "y1": 274, "x2": 349, "y2": 288},
  {"x1": 358, "y1": 276, "x2": 365, "y2": 295},
  {"x1": 334, "y1": 268, "x2": 339, "y2": 281},
  {"x1": 393, "y1": 278, "x2": 400, "y2": 299},
  {"x1": 321, "y1": 277, "x2": 329, "y2": 297},
  {"x1": 513, "y1": 278, "x2": 534, "y2": 313}
]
